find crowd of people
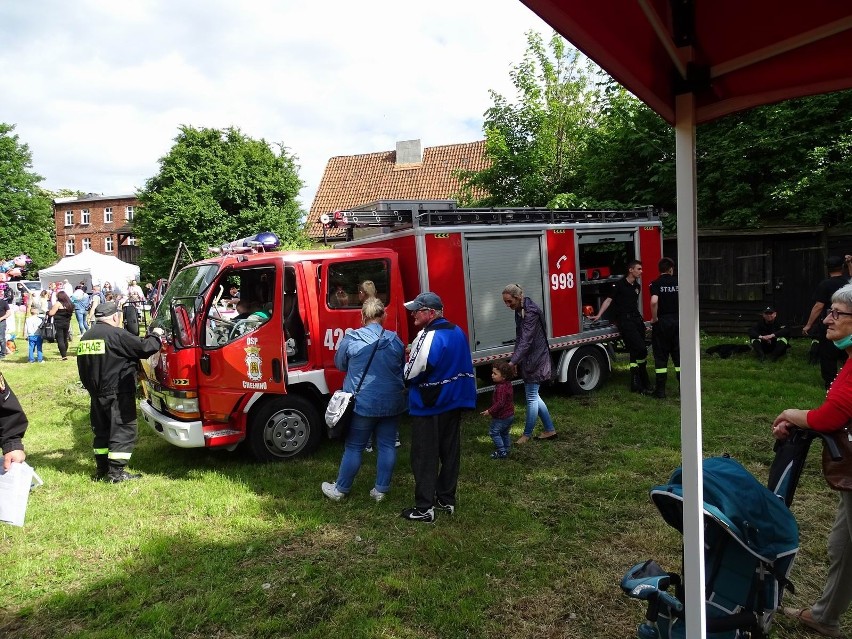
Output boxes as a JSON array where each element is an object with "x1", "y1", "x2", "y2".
[
  {"x1": 2, "y1": 278, "x2": 160, "y2": 363},
  {"x1": 2, "y1": 262, "x2": 851, "y2": 634}
]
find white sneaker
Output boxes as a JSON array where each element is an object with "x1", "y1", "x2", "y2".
[
  {"x1": 369, "y1": 488, "x2": 386, "y2": 502},
  {"x1": 321, "y1": 481, "x2": 346, "y2": 501}
]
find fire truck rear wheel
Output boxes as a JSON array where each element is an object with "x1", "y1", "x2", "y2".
[
  {"x1": 247, "y1": 396, "x2": 322, "y2": 461},
  {"x1": 566, "y1": 346, "x2": 609, "y2": 395}
]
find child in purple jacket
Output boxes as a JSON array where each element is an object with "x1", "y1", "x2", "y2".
[{"x1": 481, "y1": 362, "x2": 515, "y2": 459}]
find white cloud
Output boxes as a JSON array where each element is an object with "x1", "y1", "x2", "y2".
[{"x1": 1, "y1": 0, "x2": 550, "y2": 207}]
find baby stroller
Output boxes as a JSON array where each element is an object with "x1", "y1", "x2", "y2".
[{"x1": 621, "y1": 429, "x2": 842, "y2": 639}]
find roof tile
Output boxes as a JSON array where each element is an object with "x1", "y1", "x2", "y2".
[{"x1": 307, "y1": 140, "x2": 489, "y2": 238}]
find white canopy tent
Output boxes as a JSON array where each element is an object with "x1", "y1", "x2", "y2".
[{"x1": 38, "y1": 250, "x2": 140, "y2": 294}]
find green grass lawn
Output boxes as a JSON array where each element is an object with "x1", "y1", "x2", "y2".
[{"x1": 0, "y1": 334, "x2": 844, "y2": 638}]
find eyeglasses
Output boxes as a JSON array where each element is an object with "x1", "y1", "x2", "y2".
[
  {"x1": 828, "y1": 308, "x2": 852, "y2": 320},
  {"x1": 412, "y1": 308, "x2": 433, "y2": 315}
]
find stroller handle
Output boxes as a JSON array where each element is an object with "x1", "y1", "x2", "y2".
[{"x1": 621, "y1": 560, "x2": 684, "y2": 612}]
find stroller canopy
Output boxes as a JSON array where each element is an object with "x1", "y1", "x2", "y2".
[{"x1": 651, "y1": 456, "x2": 798, "y2": 563}]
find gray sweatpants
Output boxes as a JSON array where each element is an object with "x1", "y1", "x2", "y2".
[{"x1": 811, "y1": 491, "x2": 852, "y2": 627}]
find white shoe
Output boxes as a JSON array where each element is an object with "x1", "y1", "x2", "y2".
[
  {"x1": 369, "y1": 488, "x2": 386, "y2": 502},
  {"x1": 321, "y1": 481, "x2": 346, "y2": 501}
]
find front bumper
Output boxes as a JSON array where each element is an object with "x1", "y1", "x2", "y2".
[{"x1": 140, "y1": 399, "x2": 205, "y2": 448}]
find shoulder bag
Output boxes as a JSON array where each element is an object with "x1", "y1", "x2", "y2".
[
  {"x1": 325, "y1": 328, "x2": 385, "y2": 439},
  {"x1": 822, "y1": 425, "x2": 852, "y2": 491},
  {"x1": 39, "y1": 316, "x2": 56, "y2": 343}
]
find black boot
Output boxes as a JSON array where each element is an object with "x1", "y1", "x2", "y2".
[
  {"x1": 107, "y1": 461, "x2": 141, "y2": 484},
  {"x1": 630, "y1": 368, "x2": 643, "y2": 393},
  {"x1": 637, "y1": 363, "x2": 653, "y2": 395},
  {"x1": 92, "y1": 454, "x2": 109, "y2": 481},
  {"x1": 653, "y1": 373, "x2": 667, "y2": 399}
]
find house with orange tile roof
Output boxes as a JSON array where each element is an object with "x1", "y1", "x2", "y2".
[{"x1": 307, "y1": 139, "x2": 490, "y2": 240}]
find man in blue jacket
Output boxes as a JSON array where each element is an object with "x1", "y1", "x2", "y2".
[{"x1": 402, "y1": 292, "x2": 476, "y2": 523}]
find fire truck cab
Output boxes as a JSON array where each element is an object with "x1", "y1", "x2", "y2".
[
  {"x1": 141, "y1": 201, "x2": 663, "y2": 462},
  {"x1": 141, "y1": 242, "x2": 409, "y2": 461}
]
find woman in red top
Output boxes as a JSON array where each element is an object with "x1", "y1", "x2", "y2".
[{"x1": 772, "y1": 283, "x2": 852, "y2": 638}]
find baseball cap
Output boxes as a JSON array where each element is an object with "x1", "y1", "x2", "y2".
[
  {"x1": 404, "y1": 292, "x2": 444, "y2": 311},
  {"x1": 94, "y1": 301, "x2": 118, "y2": 317},
  {"x1": 827, "y1": 255, "x2": 844, "y2": 269},
  {"x1": 762, "y1": 306, "x2": 776, "y2": 314}
]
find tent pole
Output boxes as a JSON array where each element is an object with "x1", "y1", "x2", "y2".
[{"x1": 675, "y1": 91, "x2": 706, "y2": 638}]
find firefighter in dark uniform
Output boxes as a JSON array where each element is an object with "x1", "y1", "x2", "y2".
[
  {"x1": 748, "y1": 306, "x2": 790, "y2": 361},
  {"x1": 76, "y1": 301, "x2": 162, "y2": 483},
  {"x1": 0, "y1": 373, "x2": 29, "y2": 471},
  {"x1": 649, "y1": 257, "x2": 679, "y2": 398},
  {"x1": 803, "y1": 256, "x2": 850, "y2": 389},
  {"x1": 592, "y1": 260, "x2": 651, "y2": 393}
]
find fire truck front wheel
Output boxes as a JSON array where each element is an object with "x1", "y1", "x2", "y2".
[
  {"x1": 566, "y1": 346, "x2": 610, "y2": 395},
  {"x1": 247, "y1": 396, "x2": 322, "y2": 461}
]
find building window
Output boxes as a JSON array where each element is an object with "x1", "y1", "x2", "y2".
[
  {"x1": 81, "y1": 209, "x2": 90, "y2": 225},
  {"x1": 65, "y1": 239, "x2": 75, "y2": 255},
  {"x1": 126, "y1": 206, "x2": 135, "y2": 221},
  {"x1": 82, "y1": 238, "x2": 92, "y2": 251},
  {"x1": 105, "y1": 236, "x2": 114, "y2": 252},
  {"x1": 104, "y1": 207, "x2": 113, "y2": 223},
  {"x1": 64, "y1": 210, "x2": 74, "y2": 226},
  {"x1": 127, "y1": 235, "x2": 138, "y2": 246}
]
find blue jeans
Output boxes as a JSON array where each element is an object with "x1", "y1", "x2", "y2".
[
  {"x1": 335, "y1": 413, "x2": 399, "y2": 494},
  {"x1": 489, "y1": 416, "x2": 514, "y2": 453},
  {"x1": 75, "y1": 309, "x2": 89, "y2": 334},
  {"x1": 523, "y1": 382, "x2": 555, "y2": 437},
  {"x1": 28, "y1": 335, "x2": 43, "y2": 362}
]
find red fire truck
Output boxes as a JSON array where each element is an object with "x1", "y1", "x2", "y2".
[{"x1": 140, "y1": 200, "x2": 663, "y2": 461}]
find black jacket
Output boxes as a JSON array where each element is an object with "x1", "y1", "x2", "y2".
[
  {"x1": 0, "y1": 374, "x2": 28, "y2": 455},
  {"x1": 77, "y1": 322, "x2": 161, "y2": 396}
]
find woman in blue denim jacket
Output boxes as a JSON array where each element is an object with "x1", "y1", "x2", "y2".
[{"x1": 322, "y1": 298, "x2": 408, "y2": 502}]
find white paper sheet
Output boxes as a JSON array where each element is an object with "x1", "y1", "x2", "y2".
[{"x1": 0, "y1": 461, "x2": 43, "y2": 527}]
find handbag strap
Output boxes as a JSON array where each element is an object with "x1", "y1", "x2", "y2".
[{"x1": 354, "y1": 327, "x2": 386, "y2": 395}]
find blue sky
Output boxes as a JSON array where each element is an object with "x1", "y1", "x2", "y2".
[{"x1": 1, "y1": 0, "x2": 550, "y2": 210}]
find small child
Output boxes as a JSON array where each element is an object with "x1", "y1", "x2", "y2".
[
  {"x1": 24, "y1": 306, "x2": 44, "y2": 363},
  {"x1": 481, "y1": 362, "x2": 515, "y2": 459}
]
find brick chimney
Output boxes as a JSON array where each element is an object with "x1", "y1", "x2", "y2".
[{"x1": 395, "y1": 139, "x2": 422, "y2": 166}]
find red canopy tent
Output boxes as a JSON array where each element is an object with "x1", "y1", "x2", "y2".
[{"x1": 517, "y1": 1, "x2": 852, "y2": 636}]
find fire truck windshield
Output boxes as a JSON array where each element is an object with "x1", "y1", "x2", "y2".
[{"x1": 150, "y1": 265, "x2": 219, "y2": 333}]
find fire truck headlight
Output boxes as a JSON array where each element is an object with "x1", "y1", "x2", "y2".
[{"x1": 165, "y1": 395, "x2": 200, "y2": 419}]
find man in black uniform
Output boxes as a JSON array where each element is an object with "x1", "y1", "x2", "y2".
[
  {"x1": 649, "y1": 257, "x2": 679, "y2": 398},
  {"x1": 748, "y1": 306, "x2": 790, "y2": 362},
  {"x1": 1, "y1": 372, "x2": 28, "y2": 471},
  {"x1": 77, "y1": 301, "x2": 162, "y2": 483},
  {"x1": 593, "y1": 260, "x2": 651, "y2": 393},
  {"x1": 803, "y1": 256, "x2": 850, "y2": 389}
]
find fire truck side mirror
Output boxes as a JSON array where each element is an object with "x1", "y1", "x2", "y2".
[{"x1": 170, "y1": 304, "x2": 195, "y2": 349}]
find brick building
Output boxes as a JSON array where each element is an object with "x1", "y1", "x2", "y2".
[
  {"x1": 306, "y1": 139, "x2": 490, "y2": 241},
  {"x1": 53, "y1": 194, "x2": 140, "y2": 264}
]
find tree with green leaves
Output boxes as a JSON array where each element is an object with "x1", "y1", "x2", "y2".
[
  {"x1": 135, "y1": 126, "x2": 309, "y2": 279},
  {"x1": 0, "y1": 124, "x2": 57, "y2": 276},
  {"x1": 460, "y1": 31, "x2": 600, "y2": 207}
]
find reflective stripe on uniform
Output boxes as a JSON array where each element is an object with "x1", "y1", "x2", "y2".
[
  {"x1": 108, "y1": 452, "x2": 132, "y2": 460},
  {"x1": 93, "y1": 448, "x2": 109, "y2": 455}
]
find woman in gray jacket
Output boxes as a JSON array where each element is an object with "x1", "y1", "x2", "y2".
[{"x1": 502, "y1": 284, "x2": 557, "y2": 444}]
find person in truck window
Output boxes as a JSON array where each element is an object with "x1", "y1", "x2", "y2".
[{"x1": 330, "y1": 285, "x2": 350, "y2": 308}]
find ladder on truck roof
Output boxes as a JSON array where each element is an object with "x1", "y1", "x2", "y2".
[{"x1": 322, "y1": 199, "x2": 662, "y2": 238}]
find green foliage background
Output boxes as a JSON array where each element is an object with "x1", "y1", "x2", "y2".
[
  {"x1": 462, "y1": 31, "x2": 852, "y2": 233},
  {"x1": 0, "y1": 124, "x2": 59, "y2": 275},
  {"x1": 135, "y1": 126, "x2": 310, "y2": 280}
]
